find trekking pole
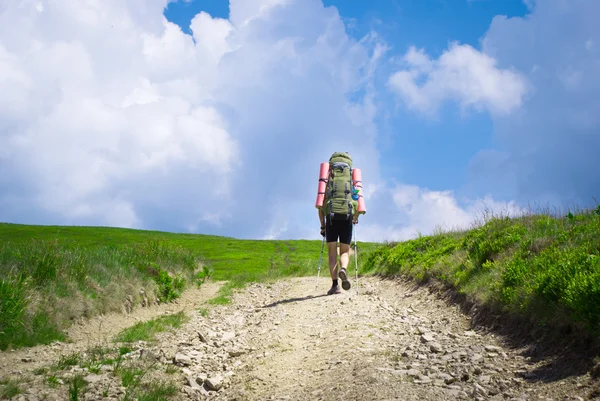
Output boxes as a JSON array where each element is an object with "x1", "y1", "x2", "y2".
[
  {"x1": 315, "y1": 235, "x2": 325, "y2": 291},
  {"x1": 354, "y1": 223, "x2": 359, "y2": 295}
]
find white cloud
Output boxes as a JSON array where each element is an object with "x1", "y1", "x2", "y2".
[
  {"x1": 354, "y1": 184, "x2": 524, "y2": 243},
  {"x1": 469, "y1": 0, "x2": 600, "y2": 208},
  {"x1": 0, "y1": 0, "x2": 243, "y2": 230},
  {"x1": 0, "y1": 0, "x2": 390, "y2": 239},
  {"x1": 384, "y1": 0, "x2": 600, "y2": 228},
  {"x1": 6, "y1": 0, "x2": 577, "y2": 244},
  {"x1": 388, "y1": 42, "x2": 529, "y2": 118}
]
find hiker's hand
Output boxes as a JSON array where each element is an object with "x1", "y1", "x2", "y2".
[
  {"x1": 352, "y1": 217, "x2": 358, "y2": 225},
  {"x1": 320, "y1": 226, "x2": 325, "y2": 237}
]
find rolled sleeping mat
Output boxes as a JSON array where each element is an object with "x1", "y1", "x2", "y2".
[
  {"x1": 352, "y1": 168, "x2": 366, "y2": 214},
  {"x1": 315, "y1": 162, "x2": 329, "y2": 208}
]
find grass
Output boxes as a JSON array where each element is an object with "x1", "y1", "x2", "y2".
[
  {"x1": 362, "y1": 204, "x2": 600, "y2": 339},
  {"x1": 3, "y1": 202, "x2": 599, "y2": 354},
  {"x1": 0, "y1": 222, "x2": 379, "y2": 351},
  {"x1": 113, "y1": 310, "x2": 189, "y2": 343},
  {"x1": 0, "y1": 235, "x2": 204, "y2": 351},
  {"x1": 0, "y1": 378, "x2": 22, "y2": 399},
  {"x1": 27, "y1": 343, "x2": 180, "y2": 401},
  {"x1": 68, "y1": 374, "x2": 87, "y2": 401}
]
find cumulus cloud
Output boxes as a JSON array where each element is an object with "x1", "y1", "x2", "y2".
[
  {"x1": 4, "y1": 0, "x2": 579, "y2": 243},
  {"x1": 387, "y1": 43, "x2": 529, "y2": 118},
  {"x1": 467, "y1": 0, "x2": 600, "y2": 208},
  {"x1": 0, "y1": 0, "x2": 388, "y2": 239},
  {"x1": 0, "y1": 0, "x2": 241, "y2": 231},
  {"x1": 384, "y1": 0, "x2": 600, "y2": 222},
  {"x1": 355, "y1": 184, "x2": 524, "y2": 243}
]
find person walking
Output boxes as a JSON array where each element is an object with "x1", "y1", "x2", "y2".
[{"x1": 318, "y1": 152, "x2": 360, "y2": 295}]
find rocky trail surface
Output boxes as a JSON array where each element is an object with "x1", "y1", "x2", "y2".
[{"x1": 2, "y1": 276, "x2": 599, "y2": 401}]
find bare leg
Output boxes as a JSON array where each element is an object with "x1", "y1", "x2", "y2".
[
  {"x1": 339, "y1": 243, "x2": 350, "y2": 270},
  {"x1": 338, "y1": 243, "x2": 351, "y2": 290},
  {"x1": 325, "y1": 242, "x2": 342, "y2": 294},
  {"x1": 327, "y1": 242, "x2": 338, "y2": 279}
]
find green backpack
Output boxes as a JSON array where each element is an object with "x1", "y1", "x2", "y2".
[{"x1": 323, "y1": 152, "x2": 358, "y2": 220}]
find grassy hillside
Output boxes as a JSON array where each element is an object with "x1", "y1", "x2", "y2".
[
  {"x1": 0, "y1": 223, "x2": 378, "y2": 351},
  {"x1": 362, "y1": 206, "x2": 600, "y2": 340},
  {"x1": 4, "y1": 205, "x2": 598, "y2": 352}
]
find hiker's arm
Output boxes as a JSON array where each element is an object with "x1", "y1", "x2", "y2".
[
  {"x1": 318, "y1": 208, "x2": 326, "y2": 236},
  {"x1": 318, "y1": 208, "x2": 325, "y2": 228}
]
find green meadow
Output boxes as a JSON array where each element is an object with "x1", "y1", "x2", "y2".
[{"x1": 1, "y1": 205, "x2": 599, "y2": 352}]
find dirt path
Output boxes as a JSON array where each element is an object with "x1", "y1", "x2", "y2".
[
  {"x1": 1, "y1": 276, "x2": 598, "y2": 401},
  {"x1": 216, "y1": 277, "x2": 597, "y2": 401}
]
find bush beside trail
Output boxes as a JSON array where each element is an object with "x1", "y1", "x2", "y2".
[{"x1": 363, "y1": 206, "x2": 600, "y2": 341}]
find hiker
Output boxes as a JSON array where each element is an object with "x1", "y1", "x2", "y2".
[{"x1": 318, "y1": 151, "x2": 360, "y2": 295}]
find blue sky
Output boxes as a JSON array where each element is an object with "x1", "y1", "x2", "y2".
[
  {"x1": 160, "y1": 0, "x2": 534, "y2": 204},
  {"x1": 162, "y1": 0, "x2": 529, "y2": 191},
  {"x1": 0, "y1": 0, "x2": 598, "y2": 242}
]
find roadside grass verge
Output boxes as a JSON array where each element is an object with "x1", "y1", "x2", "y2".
[
  {"x1": 113, "y1": 311, "x2": 189, "y2": 343},
  {"x1": 0, "y1": 232, "x2": 207, "y2": 351},
  {"x1": 0, "y1": 223, "x2": 379, "y2": 350},
  {"x1": 362, "y1": 205, "x2": 600, "y2": 340}
]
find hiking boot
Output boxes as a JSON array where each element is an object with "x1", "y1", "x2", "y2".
[
  {"x1": 338, "y1": 268, "x2": 351, "y2": 291},
  {"x1": 327, "y1": 284, "x2": 341, "y2": 295}
]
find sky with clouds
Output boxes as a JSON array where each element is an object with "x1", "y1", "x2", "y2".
[{"x1": 0, "y1": 0, "x2": 598, "y2": 242}]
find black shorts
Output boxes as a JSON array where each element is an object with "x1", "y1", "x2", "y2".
[{"x1": 325, "y1": 215, "x2": 353, "y2": 245}]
